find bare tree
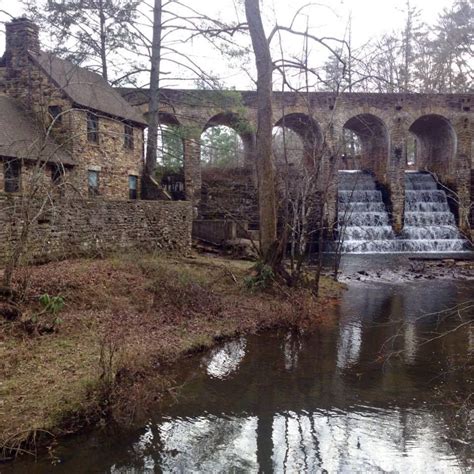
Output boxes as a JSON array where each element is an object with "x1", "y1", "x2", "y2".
[
  {"x1": 244, "y1": 0, "x2": 278, "y2": 265},
  {"x1": 142, "y1": 0, "x2": 164, "y2": 199}
]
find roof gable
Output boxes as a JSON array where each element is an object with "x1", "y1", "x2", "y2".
[
  {"x1": 0, "y1": 95, "x2": 74, "y2": 165},
  {"x1": 31, "y1": 51, "x2": 147, "y2": 127}
]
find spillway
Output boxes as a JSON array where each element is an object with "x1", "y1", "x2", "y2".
[{"x1": 337, "y1": 171, "x2": 469, "y2": 253}]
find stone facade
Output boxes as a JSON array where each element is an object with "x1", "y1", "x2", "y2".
[
  {"x1": 0, "y1": 195, "x2": 192, "y2": 264},
  {"x1": 1, "y1": 18, "x2": 145, "y2": 201},
  {"x1": 68, "y1": 108, "x2": 143, "y2": 199},
  {"x1": 121, "y1": 88, "x2": 473, "y2": 234},
  {"x1": 0, "y1": 19, "x2": 194, "y2": 266}
]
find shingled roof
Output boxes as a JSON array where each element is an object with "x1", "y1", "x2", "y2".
[
  {"x1": 0, "y1": 94, "x2": 74, "y2": 165},
  {"x1": 30, "y1": 51, "x2": 147, "y2": 127}
]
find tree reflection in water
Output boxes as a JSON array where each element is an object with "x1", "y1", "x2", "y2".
[
  {"x1": 202, "y1": 337, "x2": 247, "y2": 379},
  {"x1": 6, "y1": 280, "x2": 472, "y2": 473},
  {"x1": 129, "y1": 408, "x2": 461, "y2": 472}
]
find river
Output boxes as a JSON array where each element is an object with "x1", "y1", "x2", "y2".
[{"x1": 6, "y1": 268, "x2": 473, "y2": 473}]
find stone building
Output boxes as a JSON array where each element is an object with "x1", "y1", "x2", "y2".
[
  {"x1": 0, "y1": 17, "x2": 146, "y2": 200},
  {"x1": 0, "y1": 18, "x2": 192, "y2": 263}
]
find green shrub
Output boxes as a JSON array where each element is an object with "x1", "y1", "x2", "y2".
[
  {"x1": 28, "y1": 294, "x2": 65, "y2": 333},
  {"x1": 244, "y1": 263, "x2": 274, "y2": 291}
]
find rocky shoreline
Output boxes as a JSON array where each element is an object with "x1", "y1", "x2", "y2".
[{"x1": 338, "y1": 257, "x2": 474, "y2": 282}]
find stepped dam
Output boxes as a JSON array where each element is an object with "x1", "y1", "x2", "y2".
[{"x1": 337, "y1": 171, "x2": 469, "y2": 253}]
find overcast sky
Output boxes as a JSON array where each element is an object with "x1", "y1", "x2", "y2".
[{"x1": 0, "y1": 0, "x2": 458, "y2": 88}]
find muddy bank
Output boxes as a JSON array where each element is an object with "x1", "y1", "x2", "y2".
[{"x1": 0, "y1": 254, "x2": 342, "y2": 461}]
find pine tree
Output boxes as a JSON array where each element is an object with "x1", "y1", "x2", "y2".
[
  {"x1": 434, "y1": 0, "x2": 473, "y2": 92},
  {"x1": 22, "y1": 0, "x2": 142, "y2": 83}
]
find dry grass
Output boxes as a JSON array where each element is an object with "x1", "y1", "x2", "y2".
[{"x1": 0, "y1": 253, "x2": 343, "y2": 460}]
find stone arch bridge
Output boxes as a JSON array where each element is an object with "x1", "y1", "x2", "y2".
[{"x1": 120, "y1": 88, "x2": 473, "y2": 233}]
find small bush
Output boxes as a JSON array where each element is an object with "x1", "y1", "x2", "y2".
[
  {"x1": 24, "y1": 294, "x2": 65, "y2": 334},
  {"x1": 244, "y1": 262, "x2": 275, "y2": 291}
]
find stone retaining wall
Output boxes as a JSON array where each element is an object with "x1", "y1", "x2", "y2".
[
  {"x1": 200, "y1": 168, "x2": 259, "y2": 229},
  {"x1": 471, "y1": 169, "x2": 474, "y2": 226},
  {"x1": 193, "y1": 219, "x2": 251, "y2": 245},
  {"x1": 0, "y1": 195, "x2": 192, "y2": 264}
]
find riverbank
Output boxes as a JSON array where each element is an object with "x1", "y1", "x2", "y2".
[{"x1": 0, "y1": 253, "x2": 343, "y2": 461}]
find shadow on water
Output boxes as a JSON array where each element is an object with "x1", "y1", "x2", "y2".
[{"x1": 7, "y1": 279, "x2": 474, "y2": 473}]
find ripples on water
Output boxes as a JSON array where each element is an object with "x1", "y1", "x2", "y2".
[
  {"x1": 133, "y1": 408, "x2": 463, "y2": 473},
  {"x1": 7, "y1": 279, "x2": 473, "y2": 473}
]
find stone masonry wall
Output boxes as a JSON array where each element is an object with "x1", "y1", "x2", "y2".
[
  {"x1": 122, "y1": 88, "x2": 472, "y2": 232},
  {"x1": 471, "y1": 169, "x2": 474, "y2": 229},
  {"x1": 0, "y1": 195, "x2": 192, "y2": 264},
  {"x1": 69, "y1": 108, "x2": 144, "y2": 199},
  {"x1": 200, "y1": 167, "x2": 259, "y2": 229},
  {"x1": 2, "y1": 54, "x2": 145, "y2": 200},
  {"x1": 2, "y1": 21, "x2": 144, "y2": 201}
]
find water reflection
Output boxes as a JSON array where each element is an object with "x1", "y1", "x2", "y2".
[
  {"x1": 271, "y1": 409, "x2": 460, "y2": 473},
  {"x1": 336, "y1": 320, "x2": 362, "y2": 369},
  {"x1": 6, "y1": 280, "x2": 473, "y2": 473},
  {"x1": 469, "y1": 324, "x2": 474, "y2": 355},
  {"x1": 282, "y1": 332, "x2": 303, "y2": 371},
  {"x1": 112, "y1": 408, "x2": 461, "y2": 472},
  {"x1": 158, "y1": 415, "x2": 258, "y2": 472},
  {"x1": 202, "y1": 337, "x2": 247, "y2": 379},
  {"x1": 403, "y1": 321, "x2": 418, "y2": 363}
]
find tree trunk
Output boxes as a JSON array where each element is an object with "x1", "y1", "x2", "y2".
[
  {"x1": 98, "y1": 0, "x2": 108, "y2": 82},
  {"x1": 244, "y1": 0, "x2": 277, "y2": 261},
  {"x1": 143, "y1": 0, "x2": 163, "y2": 199}
]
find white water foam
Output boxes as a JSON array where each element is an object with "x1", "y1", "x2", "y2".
[{"x1": 337, "y1": 171, "x2": 469, "y2": 253}]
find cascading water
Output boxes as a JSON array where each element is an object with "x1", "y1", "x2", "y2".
[
  {"x1": 338, "y1": 171, "x2": 395, "y2": 253},
  {"x1": 401, "y1": 172, "x2": 467, "y2": 252},
  {"x1": 337, "y1": 170, "x2": 469, "y2": 253}
]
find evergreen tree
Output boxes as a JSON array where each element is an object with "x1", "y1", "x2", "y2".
[
  {"x1": 22, "y1": 0, "x2": 142, "y2": 83},
  {"x1": 158, "y1": 125, "x2": 184, "y2": 172},
  {"x1": 434, "y1": 0, "x2": 473, "y2": 92},
  {"x1": 201, "y1": 126, "x2": 244, "y2": 168},
  {"x1": 399, "y1": 0, "x2": 422, "y2": 91}
]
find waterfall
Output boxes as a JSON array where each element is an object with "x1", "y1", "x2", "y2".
[
  {"x1": 401, "y1": 172, "x2": 467, "y2": 252},
  {"x1": 337, "y1": 170, "x2": 469, "y2": 253},
  {"x1": 337, "y1": 171, "x2": 396, "y2": 253}
]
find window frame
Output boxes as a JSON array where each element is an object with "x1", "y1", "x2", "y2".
[
  {"x1": 51, "y1": 163, "x2": 64, "y2": 185},
  {"x1": 128, "y1": 174, "x2": 138, "y2": 200},
  {"x1": 48, "y1": 105, "x2": 63, "y2": 125},
  {"x1": 124, "y1": 123, "x2": 134, "y2": 150},
  {"x1": 86, "y1": 111, "x2": 99, "y2": 143},
  {"x1": 4, "y1": 159, "x2": 21, "y2": 193},
  {"x1": 88, "y1": 169, "x2": 100, "y2": 197}
]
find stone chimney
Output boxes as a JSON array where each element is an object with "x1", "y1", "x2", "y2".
[{"x1": 4, "y1": 17, "x2": 40, "y2": 67}]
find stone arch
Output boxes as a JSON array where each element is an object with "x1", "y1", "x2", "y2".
[
  {"x1": 157, "y1": 111, "x2": 181, "y2": 126},
  {"x1": 342, "y1": 113, "x2": 389, "y2": 181},
  {"x1": 154, "y1": 112, "x2": 184, "y2": 167},
  {"x1": 148, "y1": 112, "x2": 185, "y2": 200},
  {"x1": 201, "y1": 112, "x2": 255, "y2": 167},
  {"x1": 408, "y1": 114, "x2": 457, "y2": 179},
  {"x1": 143, "y1": 110, "x2": 184, "y2": 165},
  {"x1": 273, "y1": 113, "x2": 323, "y2": 166}
]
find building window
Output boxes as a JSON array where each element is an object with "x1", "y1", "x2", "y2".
[
  {"x1": 87, "y1": 112, "x2": 99, "y2": 143},
  {"x1": 48, "y1": 105, "x2": 62, "y2": 125},
  {"x1": 4, "y1": 159, "x2": 21, "y2": 193},
  {"x1": 128, "y1": 175, "x2": 138, "y2": 199},
  {"x1": 124, "y1": 124, "x2": 134, "y2": 150},
  {"x1": 88, "y1": 170, "x2": 99, "y2": 196},
  {"x1": 51, "y1": 163, "x2": 64, "y2": 184}
]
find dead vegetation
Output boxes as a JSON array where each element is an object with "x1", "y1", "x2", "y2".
[{"x1": 0, "y1": 253, "x2": 343, "y2": 461}]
